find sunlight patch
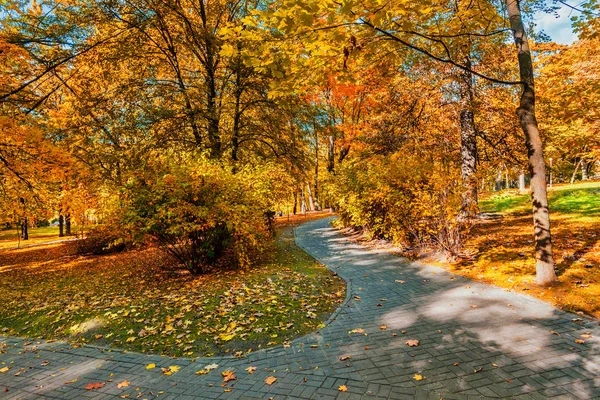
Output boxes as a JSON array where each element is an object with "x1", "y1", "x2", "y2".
[{"x1": 70, "y1": 317, "x2": 105, "y2": 335}]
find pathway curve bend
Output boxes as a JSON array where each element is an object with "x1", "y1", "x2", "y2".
[{"x1": 1, "y1": 217, "x2": 600, "y2": 399}]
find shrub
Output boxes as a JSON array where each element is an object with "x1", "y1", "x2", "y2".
[
  {"x1": 122, "y1": 156, "x2": 281, "y2": 274},
  {"x1": 75, "y1": 225, "x2": 131, "y2": 255},
  {"x1": 332, "y1": 154, "x2": 466, "y2": 256}
]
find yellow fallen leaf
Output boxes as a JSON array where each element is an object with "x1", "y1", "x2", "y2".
[
  {"x1": 349, "y1": 328, "x2": 365, "y2": 334},
  {"x1": 264, "y1": 376, "x2": 277, "y2": 385},
  {"x1": 380, "y1": 325, "x2": 387, "y2": 330},
  {"x1": 117, "y1": 380, "x2": 130, "y2": 388},
  {"x1": 0, "y1": 367, "x2": 10, "y2": 373},
  {"x1": 406, "y1": 340, "x2": 420, "y2": 347},
  {"x1": 219, "y1": 333, "x2": 236, "y2": 342},
  {"x1": 126, "y1": 337, "x2": 136, "y2": 343},
  {"x1": 338, "y1": 385, "x2": 348, "y2": 392},
  {"x1": 245, "y1": 366, "x2": 257, "y2": 374},
  {"x1": 162, "y1": 366, "x2": 180, "y2": 375},
  {"x1": 64, "y1": 379, "x2": 77, "y2": 384},
  {"x1": 145, "y1": 363, "x2": 156, "y2": 370},
  {"x1": 195, "y1": 369, "x2": 209, "y2": 375},
  {"x1": 413, "y1": 374, "x2": 424, "y2": 381}
]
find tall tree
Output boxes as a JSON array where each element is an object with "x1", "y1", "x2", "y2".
[{"x1": 506, "y1": 0, "x2": 556, "y2": 285}]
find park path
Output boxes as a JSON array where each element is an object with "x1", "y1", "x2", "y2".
[{"x1": 1, "y1": 217, "x2": 600, "y2": 399}]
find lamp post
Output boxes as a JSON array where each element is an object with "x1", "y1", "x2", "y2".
[{"x1": 549, "y1": 158, "x2": 553, "y2": 188}]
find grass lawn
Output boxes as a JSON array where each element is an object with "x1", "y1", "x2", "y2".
[
  {"x1": 453, "y1": 180, "x2": 600, "y2": 318},
  {"x1": 0, "y1": 226, "x2": 67, "y2": 250},
  {"x1": 0, "y1": 216, "x2": 345, "y2": 357}
]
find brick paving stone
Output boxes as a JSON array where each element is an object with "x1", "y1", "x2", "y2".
[{"x1": 2, "y1": 217, "x2": 600, "y2": 399}]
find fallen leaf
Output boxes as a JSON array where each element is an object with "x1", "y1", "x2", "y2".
[
  {"x1": 245, "y1": 366, "x2": 257, "y2": 374},
  {"x1": 575, "y1": 339, "x2": 585, "y2": 344},
  {"x1": 85, "y1": 382, "x2": 106, "y2": 390},
  {"x1": 413, "y1": 374, "x2": 424, "y2": 381},
  {"x1": 40, "y1": 360, "x2": 49, "y2": 366},
  {"x1": 395, "y1": 280, "x2": 405, "y2": 284},
  {"x1": 120, "y1": 395, "x2": 131, "y2": 399},
  {"x1": 380, "y1": 325, "x2": 387, "y2": 330},
  {"x1": 581, "y1": 334, "x2": 592, "y2": 339},
  {"x1": 405, "y1": 340, "x2": 420, "y2": 347},
  {"x1": 145, "y1": 363, "x2": 156, "y2": 370},
  {"x1": 222, "y1": 370, "x2": 236, "y2": 382},
  {"x1": 453, "y1": 363, "x2": 460, "y2": 366},
  {"x1": 0, "y1": 367, "x2": 9, "y2": 373},
  {"x1": 162, "y1": 366, "x2": 180, "y2": 375},
  {"x1": 349, "y1": 328, "x2": 365, "y2": 334},
  {"x1": 338, "y1": 385, "x2": 348, "y2": 392},
  {"x1": 339, "y1": 355, "x2": 351, "y2": 361},
  {"x1": 474, "y1": 367, "x2": 483, "y2": 373},
  {"x1": 117, "y1": 380, "x2": 130, "y2": 389},
  {"x1": 64, "y1": 379, "x2": 77, "y2": 384},
  {"x1": 205, "y1": 363, "x2": 219, "y2": 371},
  {"x1": 264, "y1": 376, "x2": 277, "y2": 385},
  {"x1": 491, "y1": 363, "x2": 498, "y2": 367},
  {"x1": 219, "y1": 333, "x2": 236, "y2": 342},
  {"x1": 195, "y1": 369, "x2": 209, "y2": 375}
]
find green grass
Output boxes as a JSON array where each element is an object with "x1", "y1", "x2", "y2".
[
  {"x1": 0, "y1": 222, "x2": 345, "y2": 357},
  {"x1": 454, "y1": 180, "x2": 600, "y2": 318},
  {"x1": 0, "y1": 225, "x2": 59, "y2": 241},
  {"x1": 479, "y1": 181, "x2": 600, "y2": 217},
  {"x1": 0, "y1": 226, "x2": 66, "y2": 250}
]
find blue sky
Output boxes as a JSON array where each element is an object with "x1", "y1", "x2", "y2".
[{"x1": 533, "y1": 3, "x2": 581, "y2": 44}]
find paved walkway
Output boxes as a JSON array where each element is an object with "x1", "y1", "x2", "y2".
[{"x1": 1, "y1": 217, "x2": 600, "y2": 399}]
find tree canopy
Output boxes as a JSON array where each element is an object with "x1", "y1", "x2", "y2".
[{"x1": 0, "y1": 0, "x2": 598, "y2": 284}]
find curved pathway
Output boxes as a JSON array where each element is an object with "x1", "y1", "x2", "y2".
[{"x1": 1, "y1": 217, "x2": 600, "y2": 399}]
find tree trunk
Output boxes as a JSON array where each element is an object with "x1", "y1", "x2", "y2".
[
  {"x1": 293, "y1": 188, "x2": 298, "y2": 215},
  {"x1": 505, "y1": 166, "x2": 509, "y2": 190},
  {"x1": 21, "y1": 216, "x2": 28, "y2": 240},
  {"x1": 581, "y1": 160, "x2": 589, "y2": 180},
  {"x1": 570, "y1": 159, "x2": 580, "y2": 184},
  {"x1": 327, "y1": 135, "x2": 335, "y2": 173},
  {"x1": 519, "y1": 171, "x2": 526, "y2": 192},
  {"x1": 306, "y1": 182, "x2": 315, "y2": 211},
  {"x1": 300, "y1": 188, "x2": 307, "y2": 213},
  {"x1": 59, "y1": 214, "x2": 64, "y2": 237},
  {"x1": 507, "y1": 0, "x2": 557, "y2": 286},
  {"x1": 495, "y1": 170, "x2": 503, "y2": 191},
  {"x1": 231, "y1": 53, "x2": 243, "y2": 162},
  {"x1": 65, "y1": 213, "x2": 71, "y2": 236},
  {"x1": 458, "y1": 57, "x2": 478, "y2": 218},
  {"x1": 338, "y1": 144, "x2": 350, "y2": 164},
  {"x1": 313, "y1": 131, "x2": 321, "y2": 211},
  {"x1": 199, "y1": 1, "x2": 221, "y2": 159}
]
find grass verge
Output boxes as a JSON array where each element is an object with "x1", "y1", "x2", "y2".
[
  {"x1": 0, "y1": 218, "x2": 345, "y2": 357},
  {"x1": 454, "y1": 181, "x2": 600, "y2": 318}
]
